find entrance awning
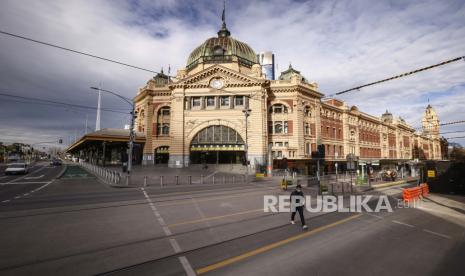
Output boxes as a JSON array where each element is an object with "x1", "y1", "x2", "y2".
[{"x1": 66, "y1": 128, "x2": 146, "y2": 153}]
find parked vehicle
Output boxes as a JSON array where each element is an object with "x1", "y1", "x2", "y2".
[
  {"x1": 5, "y1": 163, "x2": 28, "y2": 175},
  {"x1": 50, "y1": 159, "x2": 62, "y2": 166}
]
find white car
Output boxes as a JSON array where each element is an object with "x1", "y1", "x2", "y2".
[{"x1": 5, "y1": 163, "x2": 29, "y2": 175}]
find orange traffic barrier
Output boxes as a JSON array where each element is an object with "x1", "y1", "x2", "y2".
[
  {"x1": 419, "y1": 183, "x2": 429, "y2": 197},
  {"x1": 402, "y1": 186, "x2": 422, "y2": 202}
]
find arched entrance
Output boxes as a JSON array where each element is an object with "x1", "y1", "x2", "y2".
[
  {"x1": 154, "y1": 146, "x2": 169, "y2": 164},
  {"x1": 190, "y1": 125, "x2": 245, "y2": 164}
]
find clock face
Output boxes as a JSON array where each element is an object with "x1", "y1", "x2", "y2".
[{"x1": 210, "y1": 78, "x2": 224, "y2": 89}]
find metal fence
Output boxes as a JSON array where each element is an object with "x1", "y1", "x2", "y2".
[
  {"x1": 79, "y1": 161, "x2": 122, "y2": 185},
  {"x1": 78, "y1": 161, "x2": 248, "y2": 187}
]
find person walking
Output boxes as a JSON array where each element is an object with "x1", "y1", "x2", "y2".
[{"x1": 290, "y1": 184, "x2": 308, "y2": 230}]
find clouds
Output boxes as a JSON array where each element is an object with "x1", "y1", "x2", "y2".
[{"x1": 0, "y1": 0, "x2": 464, "y2": 147}]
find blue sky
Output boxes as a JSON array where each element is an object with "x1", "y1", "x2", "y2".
[{"x1": 0, "y1": 0, "x2": 464, "y2": 147}]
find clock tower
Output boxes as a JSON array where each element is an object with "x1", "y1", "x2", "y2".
[{"x1": 422, "y1": 104, "x2": 440, "y2": 139}]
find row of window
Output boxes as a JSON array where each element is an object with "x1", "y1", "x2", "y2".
[
  {"x1": 272, "y1": 150, "x2": 296, "y2": 158},
  {"x1": 189, "y1": 96, "x2": 246, "y2": 109},
  {"x1": 270, "y1": 141, "x2": 289, "y2": 147},
  {"x1": 322, "y1": 126, "x2": 342, "y2": 139}
]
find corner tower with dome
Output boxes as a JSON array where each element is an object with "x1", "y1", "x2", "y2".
[{"x1": 133, "y1": 8, "x2": 442, "y2": 172}]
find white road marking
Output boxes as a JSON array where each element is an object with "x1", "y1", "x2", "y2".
[
  {"x1": 423, "y1": 229, "x2": 452, "y2": 239},
  {"x1": 0, "y1": 176, "x2": 8, "y2": 179},
  {"x1": 140, "y1": 188, "x2": 195, "y2": 275},
  {"x1": 8, "y1": 166, "x2": 46, "y2": 183},
  {"x1": 0, "y1": 181, "x2": 50, "y2": 185},
  {"x1": 1, "y1": 200, "x2": 10, "y2": 203},
  {"x1": 170, "y1": 238, "x2": 182, "y2": 253},
  {"x1": 392, "y1": 220, "x2": 415, "y2": 228},
  {"x1": 24, "y1": 174, "x2": 44, "y2": 180},
  {"x1": 179, "y1": 256, "x2": 197, "y2": 276},
  {"x1": 32, "y1": 182, "x2": 52, "y2": 192}
]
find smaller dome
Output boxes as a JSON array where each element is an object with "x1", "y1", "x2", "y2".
[{"x1": 278, "y1": 64, "x2": 308, "y2": 83}]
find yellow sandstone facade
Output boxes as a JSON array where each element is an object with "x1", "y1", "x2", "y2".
[{"x1": 133, "y1": 18, "x2": 441, "y2": 172}]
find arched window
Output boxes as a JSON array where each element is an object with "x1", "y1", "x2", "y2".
[
  {"x1": 157, "y1": 106, "x2": 170, "y2": 136},
  {"x1": 191, "y1": 125, "x2": 244, "y2": 145},
  {"x1": 304, "y1": 106, "x2": 311, "y2": 117},
  {"x1": 213, "y1": 45, "x2": 224, "y2": 55}
]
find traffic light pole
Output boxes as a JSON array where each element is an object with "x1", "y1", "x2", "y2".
[{"x1": 127, "y1": 103, "x2": 136, "y2": 174}]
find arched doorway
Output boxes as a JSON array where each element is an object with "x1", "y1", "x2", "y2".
[
  {"x1": 154, "y1": 146, "x2": 169, "y2": 164},
  {"x1": 190, "y1": 125, "x2": 245, "y2": 164}
]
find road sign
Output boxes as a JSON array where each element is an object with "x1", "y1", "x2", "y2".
[{"x1": 427, "y1": 170, "x2": 436, "y2": 178}]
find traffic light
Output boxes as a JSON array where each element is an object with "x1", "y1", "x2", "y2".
[{"x1": 317, "y1": 144, "x2": 325, "y2": 158}]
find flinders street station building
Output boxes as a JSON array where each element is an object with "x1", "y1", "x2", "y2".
[{"x1": 130, "y1": 17, "x2": 442, "y2": 173}]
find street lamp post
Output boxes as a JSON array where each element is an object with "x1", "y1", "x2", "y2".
[
  {"x1": 242, "y1": 108, "x2": 251, "y2": 183},
  {"x1": 90, "y1": 87, "x2": 135, "y2": 174}
]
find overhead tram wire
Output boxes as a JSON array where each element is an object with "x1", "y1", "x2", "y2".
[
  {"x1": 0, "y1": 29, "x2": 174, "y2": 76},
  {"x1": 445, "y1": 135, "x2": 465, "y2": 140},
  {"x1": 0, "y1": 92, "x2": 129, "y2": 114},
  {"x1": 327, "y1": 56, "x2": 465, "y2": 97},
  {"x1": 440, "y1": 130, "x2": 465, "y2": 135}
]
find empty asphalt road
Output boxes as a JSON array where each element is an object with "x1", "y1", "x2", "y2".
[{"x1": 0, "y1": 165, "x2": 464, "y2": 276}]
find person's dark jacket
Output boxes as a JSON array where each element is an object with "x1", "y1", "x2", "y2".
[{"x1": 290, "y1": 189, "x2": 304, "y2": 208}]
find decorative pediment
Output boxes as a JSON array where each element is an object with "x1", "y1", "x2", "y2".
[{"x1": 171, "y1": 65, "x2": 266, "y2": 89}]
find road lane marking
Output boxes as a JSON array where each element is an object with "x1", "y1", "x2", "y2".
[
  {"x1": 423, "y1": 229, "x2": 452, "y2": 239},
  {"x1": 196, "y1": 214, "x2": 363, "y2": 275},
  {"x1": 0, "y1": 181, "x2": 50, "y2": 185},
  {"x1": 392, "y1": 220, "x2": 414, "y2": 228},
  {"x1": 170, "y1": 238, "x2": 182, "y2": 253},
  {"x1": 8, "y1": 166, "x2": 45, "y2": 183},
  {"x1": 168, "y1": 209, "x2": 263, "y2": 228},
  {"x1": 1, "y1": 200, "x2": 10, "y2": 203},
  {"x1": 24, "y1": 174, "x2": 44, "y2": 180},
  {"x1": 179, "y1": 256, "x2": 197, "y2": 276},
  {"x1": 140, "y1": 188, "x2": 195, "y2": 275}
]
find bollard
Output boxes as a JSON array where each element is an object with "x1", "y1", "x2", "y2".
[
  {"x1": 212, "y1": 175, "x2": 215, "y2": 185},
  {"x1": 160, "y1": 176, "x2": 164, "y2": 187},
  {"x1": 232, "y1": 175, "x2": 235, "y2": 184},
  {"x1": 200, "y1": 175, "x2": 204, "y2": 185},
  {"x1": 188, "y1": 175, "x2": 192, "y2": 185},
  {"x1": 144, "y1": 176, "x2": 147, "y2": 187},
  {"x1": 125, "y1": 175, "x2": 130, "y2": 186},
  {"x1": 331, "y1": 183, "x2": 334, "y2": 195},
  {"x1": 175, "y1": 175, "x2": 179, "y2": 185},
  {"x1": 342, "y1": 181, "x2": 344, "y2": 194}
]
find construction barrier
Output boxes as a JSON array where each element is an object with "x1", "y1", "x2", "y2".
[
  {"x1": 420, "y1": 183, "x2": 429, "y2": 197},
  {"x1": 402, "y1": 186, "x2": 422, "y2": 202}
]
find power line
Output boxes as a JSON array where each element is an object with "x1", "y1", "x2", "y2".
[
  {"x1": 440, "y1": 130, "x2": 465, "y2": 135},
  {"x1": 0, "y1": 29, "x2": 168, "y2": 75},
  {"x1": 0, "y1": 92, "x2": 129, "y2": 114},
  {"x1": 446, "y1": 136, "x2": 465, "y2": 140},
  {"x1": 330, "y1": 56, "x2": 465, "y2": 96},
  {"x1": 415, "y1": 120, "x2": 465, "y2": 130}
]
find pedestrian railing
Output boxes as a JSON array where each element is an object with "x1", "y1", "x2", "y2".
[{"x1": 78, "y1": 161, "x2": 121, "y2": 185}]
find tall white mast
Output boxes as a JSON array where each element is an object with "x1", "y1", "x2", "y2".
[{"x1": 95, "y1": 84, "x2": 102, "y2": 131}]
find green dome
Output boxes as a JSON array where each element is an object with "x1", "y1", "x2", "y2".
[{"x1": 186, "y1": 36, "x2": 258, "y2": 69}]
